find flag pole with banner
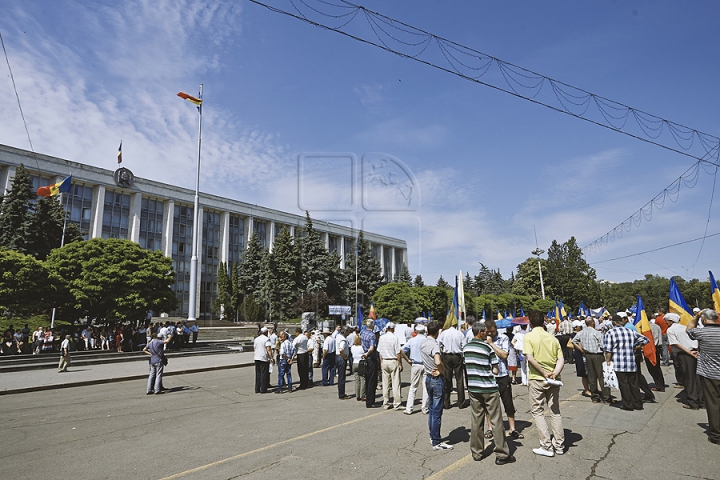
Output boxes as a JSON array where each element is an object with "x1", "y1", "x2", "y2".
[
  {"x1": 178, "y1": 86, "x2": 203, "y2": 321},
  {"x1": 634, "y1": 295, "x2": 657, "y2": 366},
  {"x1": 668, "y1": 277, "x2": 693, "y2": 326},
  {"x1": 710, "y1": 271, "x2": 720, "y2": 313}
]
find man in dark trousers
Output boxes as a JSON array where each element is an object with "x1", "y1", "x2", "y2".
[{"x1": 361, "y1": 320, "x2": 379, "y2": 408}]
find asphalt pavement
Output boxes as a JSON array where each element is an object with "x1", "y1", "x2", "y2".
[{"x1": 2, "y1": 357, "x2": 718, "y2": 480}]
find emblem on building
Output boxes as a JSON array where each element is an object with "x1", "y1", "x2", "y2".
[{"x1": 113, "y1": 167, "x2": 135, "y2": 188}]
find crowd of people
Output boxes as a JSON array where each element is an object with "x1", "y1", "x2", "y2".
[
  {"x1": 251, "y1": 306, "x2": 720, "y2": 461},
  {"x1": 0, "y1": 321, "x2": 200, "y2": 357}
]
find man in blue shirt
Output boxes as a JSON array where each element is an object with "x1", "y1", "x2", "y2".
[
  {"x1": 361, "y1": 320, "x2": 379, "y2": 408},
  {"x1": 402, "y1": 324, "x2": 428, "y2": 414}
]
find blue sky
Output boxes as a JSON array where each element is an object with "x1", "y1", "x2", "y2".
[{"x1": 1, "y1": 1, "x2": 719, "y2": 289}]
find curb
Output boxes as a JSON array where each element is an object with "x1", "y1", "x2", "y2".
[{"x1": 0, "y1": 361, "x2": 254, "y2": 396}]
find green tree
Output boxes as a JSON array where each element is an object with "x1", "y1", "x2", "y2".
[
  {"x1": 512, "y1": 257, "x2": 552, "y2": 300},
  {"x1": 45, "y1": 238, "x2": 177, "y2": 321},
  {"x1": 413, "y1": 274, "x2": 425, "y2": 287},
  {"x1": 436, "y1": 275, "x2": 451, "y2": 290},
  {"x1": 214, "y1": 262, "x2": 233, "y2": 320},
  {"x1": 237, "y1": 231, "x2": 267, "y2": 300},
  {"x1": 474, "y1": 263, "x2": 507, "y2": 295},
  {"x1": 239, "y1": 294, "x2": 265, "y2": 323},
  {"x1": 0, "y1": 248, "x2": 64, "y2": 316},
  {"x1": 395, "y1": 263, "x2": 412, "y2": 285},
  {"x1": 265, "y1": 227, "x2": 300, "y2": 320},
  {"x1": 0, "y1": 164, "x2": 34, "y2": 254},
  {"x1": 424, "y1": 285, "x2": 450, "y2": 320},
  {"x1": 230, "y1": 262, "x2": 242, "y2": 321},
  {"x1": 298, "y1": 212, "x2": 330, "y2": 293},
  {"x1": 346, "y1": 231, "x2": 384, "y2": 311},
  {"x1": 28, "y1": 196, "x2": 83, "y2": 260},
  {"x1": 546, "y1": 237, "x2": 600, "y2": 309},
  {"x1": 373, "y1": 282, "x2": 418, "y2": 322}
]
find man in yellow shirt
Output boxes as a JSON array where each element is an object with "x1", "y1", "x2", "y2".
[{"x1": 524, "y1": 310, "x2": 565, "y2": 457}]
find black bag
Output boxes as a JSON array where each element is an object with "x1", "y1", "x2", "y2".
[
  {"x1": 161, "y1": 353, "x2": 168, "y2": 366},
  {"x1": 357, "y1": 359, "x2": 367, "y2": 376}
]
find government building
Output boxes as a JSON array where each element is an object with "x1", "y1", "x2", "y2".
[{"x1": 0, "y1": 144, "x2": 408, "y2": 319}]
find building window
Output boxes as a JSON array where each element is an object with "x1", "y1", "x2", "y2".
[
  {"x1": 228, "y1": 215, "x2": 245, "y2": 267},
  {"x1": 139, "y1": 198, "x2": 164, "y2": 251},
  {"x1": 171, "y1": 204, "x2": 193, "y2": 317},
  {"x1": 254, "y1": 221, "x2": 267, "y2": 248},
  {"x1": 200, "y1": 210, "x2": 221, "y2": 319},
  {"x1": 63, "y1": 184, "x2": 94, "y2": 240},
  {"x1": 343, "y1": 237, "x2": 355, "y2": 265},
  {"x1": 101, "y1": 191, "x2": 130, "y2": 239},
  {"x1": 383, "y1": 246, "x2": 392, "y2": 282},
  {"x1": 395, "y1": 249, "x2": 404, "y2": 279},
  {"x1": 329, "y1": 235, "x2": 338, "y2": 254}
]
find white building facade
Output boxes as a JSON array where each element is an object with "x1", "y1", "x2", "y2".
[{"x1": 0, "y1": 144, "x2": 408, "y2": 319}]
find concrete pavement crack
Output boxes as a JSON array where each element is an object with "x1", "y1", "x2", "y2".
[{"x1": 585, "y1": 431, "x2": 627, "y2": 480}]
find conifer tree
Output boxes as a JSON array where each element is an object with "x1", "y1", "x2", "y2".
[
  {"x1": 265, "y1": 227, "x2": 300, "y2": 320},
  {"x1": 237, "y1": 231, "x2": 267, "y2": 301},
  {"x1": 0, "y1": 164, "x2": 34, "y2": 254}
]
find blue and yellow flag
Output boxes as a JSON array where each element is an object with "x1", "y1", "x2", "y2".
[
  {"x1": 710, "y1": 271, "x2": 720, "y2": 313},
  {"x1": 634, "y1": 295, "x2": 657, "y2": 366},
  {"x1": 36, "y1": 175, "x2": 71, "y2": 197},
  {"x1": 669, "y1": 278, "x2": 693, "y2": 326}
]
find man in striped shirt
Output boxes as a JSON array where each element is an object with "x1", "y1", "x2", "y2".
[
  {"x1": 687, "y1": 309, "x2": 720, "y2": 444},
  {"x1": 462, "y1": 321, "x2": 515, "y2": 465}
]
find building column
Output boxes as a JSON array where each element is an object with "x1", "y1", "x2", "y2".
[
  {"x1": 269, "y1": 220, "x2": 276, "y2": 252},
  {"x1": 220, "y1": 211, "x2": 230, "y2": 265},
  {"x1": 162, "y1": 200, "x2": 174, "y2": 258},
  {"x1": 193, "y1": 206, "x2": 204, "y2": 320},
  {"x1": 129, "y1": 192, "x2": 142, "y2": 243},
  {"x1": 339, "y1": 235, "x2": 346, "y2": 269},
  {"x1": 246, "y1": 216, "x2": 254, "y2": 248},
  {"x1": 90, "y1": 185, "x2": 106, "y2": 239},
  {"x1": 379, "y1": 244, "x2": 385, "y2": 278},
  {"x1": 323, "y1": 232, "x2": 329, "y2": 251},
  {"x1": 391, "y1": 247, "x2": 397, "y2": 280},
  {"x1": 0, "y1": 165, "x2": 15, "y2": 196}
]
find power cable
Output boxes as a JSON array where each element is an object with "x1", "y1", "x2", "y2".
[
  {"x1": 248, "y1": 0, "x2": 720, "y2": 167},
  {"x1": 589, "y1": 232, "x2": 720, "y2": 264}
]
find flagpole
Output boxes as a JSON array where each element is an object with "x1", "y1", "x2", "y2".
[
  {"x1": 50, "y1": 191, "x2": 68, "y2": 330},
  {"x1": 188, "y1": 84, "x2": 203, "y2": 322}
]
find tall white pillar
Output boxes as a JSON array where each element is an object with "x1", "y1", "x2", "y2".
[
  {"x1": 162, "y1": 200, "x2": 174, "y2": 258},
  {"x1": 246, "y1": 216, "x2": 254, "y2": 248},
  {"x1": 220, "y1": 211, "x2": 230, "y2": 265},
  {"x1": 129, "y1": 192, "x2": 142, "y2": 243},
  {"x1": 339, "y1": 235, "x2": 346, "y2": 269},
  {"x1": 0, "y1": 165, "x2": 15, "y2": 195},
  {"x1": 269, "y1": 221, "x2": 276, "y2": 252},
  {"x1": 90, "y1": 185, "x2": 106, "y2": 239},
  {"x1": 391, "y1": 247, "x2": 397, "y2": 280}
]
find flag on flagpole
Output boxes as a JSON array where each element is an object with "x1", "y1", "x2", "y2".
[
  {"x1": 37, "y1": 176, "x2": 72, "y2": 197},
  {"x1": 357, "y1": 305, "x2": 363, "y2": 328},
  {"x1": 443, "y1": 277, "x2": 460, "y2": 329},
  {"x1": 482, "y1": 308, "x2": 486, "y2": 321},
  {"x1": 497, "y1": 309, "x2": 503, "y2": 321},
  {"x1": 457, "y1": 271, "x2": 466, "y2": 328},
  {"x1": 634, "y1": 295, "x2": 657, "y2": 366},
  {"x1": 117, "y1": 141, "x2": 122, "y2": 164},
  {"x1": 520, "y1": 306, "x2": 525, "y2": 317},
  {"x1": 369, "y1": 302, "x2": 377, "y2": 321},
  {"x1": 177, "y1": 91, "x2": 202, "y2": 106},
  {"x1": 710, "y1": 271, "x2": 720, "y2": 313},
  {"x1": 669, "y1": 278, "x2": 693, "y2": 326}
]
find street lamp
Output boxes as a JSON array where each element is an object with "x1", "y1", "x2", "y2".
[{"x1": 532, "y1": 247, "x2": 546, "y2": 300}]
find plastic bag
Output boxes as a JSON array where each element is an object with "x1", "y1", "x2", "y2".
[
  {"x1": 603, "y1": 361, "x2": 618, "y2": 390},
  {"x1": 269, "y1": 363, "x2": 274, "y2": 374}
]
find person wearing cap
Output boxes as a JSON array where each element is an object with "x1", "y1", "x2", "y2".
[
  {"x1": 687, "y1": 309, "x2": 720, "y2": 444},
  {"x1": 402, "y1": 324, "x2": 428, "y2": 414},
  {"x1": 485, "y1": 319, "x2": 523, "y2": 440},
  {"x1": 378, "y1": 322, "x2": 403, "y2": 410},
  {"x1": 437, "y1": 321, "x2": 467, "y2": 409},
  {"x1": 573, "y1": 317, "x2": 612, "y2": 404},
  {"x1": 305, "y1": 330, "x2": 316, "y2": 386},
  {"x1": 668, "y1": 312, "x2": 705, "y2": 409},
  {"x1": 604, "y1": 314, "x2": 649, "y2": 411},
  {"x1": 253, "y1": 327, "x2": 274, "y2": 394},
  {"x1": 321, "y1": 327, "x2": 336, "y2": 386},
  {"x1": 276, "y1": 331, "x2": 295, "y2": 393},
  {"x1": 422, "y1": 321, "x2": 452, "y2": 451},
  {"x1": 361, "y1": 319, "x2": 380, "y2": 408},
  {"x1": 58, "y1": 334, "x2": 71, "y2": 373},
  {"x1": 664, "y1": 313, "x2": 684, "y2": 387}
]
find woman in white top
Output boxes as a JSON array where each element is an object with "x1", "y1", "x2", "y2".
[
  {"x1": 351, "y1": 335, "x2": 366, "y2": 401},
  {"x1": 511, "y1": 324, "x2": 528, "y2": 386}
]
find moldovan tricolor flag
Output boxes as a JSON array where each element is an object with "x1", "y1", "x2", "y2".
[
  {"x1": 369, "y1": 302, "x2": 377, "y2": 321},
  {"x1": 633, "y1": 295, "x2": 657, "y2": 366},
  {"x1": 177, "y1": 91, "x2": 202, "y2": 106},
  {"x1": 36, "y1": 176, "x2": 71, "y2": 197},
  {"x1": 668, "y1": 278, "x2": 693, "y2": 326},
  {"x1": 710, "y1": 271, "x2": 720, "y2": 313},
  {"x1": 117, "y1": 141, "x2": 123, "y2": 164}
]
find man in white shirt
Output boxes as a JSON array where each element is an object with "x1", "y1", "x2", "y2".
[
  {"x1": 268, "y1": 327, "x2": 279, "y2": 364},
  {"x1": 58, "y1": 335, "x2": 71, "y2": 372},
  {"x1": 305, "y1": 330, "x2": 316, "y2": 386},
  {"x1": 346, "y1": 327, "x2": 358, "y2": 374},
  {"x1": 438, "y1": 324, "x2": 467, "y2": 409},
  {"x1": 254, "y1": 327, "x2": 273, "y2": 394},
  {"x1": 293, "y1": 327, "x2": 310, "y2": 390},
  {"x1": 668, "y1": 313, "x2": 705, "y2": 409},
  {"x1": 378, "y1": 322, "x2": 403, "y2": 409},
  {"x1": 321, "y1": 328, "x2": 336, "y2": 386},
  {"x1": 402, "y1": 324, "x2": 428, "y2": 414},
  {"x1": 336, "y1": 327, "x2": 351, "y2": 399}
]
